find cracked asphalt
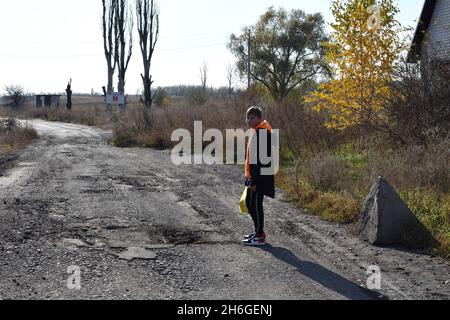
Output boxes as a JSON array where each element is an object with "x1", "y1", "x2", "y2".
[{"x1": 0, "y1": 119, "x2": 448, "y2": 300}]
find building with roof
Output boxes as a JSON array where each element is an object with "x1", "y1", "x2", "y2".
[
  {"x1": 35, "y1": 95, "x2": 61, "y2": 108},
  {"x1": 407, "y1": 0, "x2": 450, "y2": 63}
]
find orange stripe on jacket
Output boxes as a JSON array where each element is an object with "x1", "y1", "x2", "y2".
[{"x1": 245, "y1": 120, "x2": 273, "y2": 179}]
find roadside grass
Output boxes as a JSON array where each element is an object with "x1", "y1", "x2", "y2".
[
  {"x1": 278, "y1": 141, "x2": 450, "y2": 259},
  {"x1": 0, "y1": 95, "x2": 141, "y2": 130},
  {"x1": 21, "y1": 103, "x2": 113, "y2": 130},
  {"x1": 0, "y1": 118, "x2": 39, "y2": 158},
  {"x1": 112, "y1": 98, "x2": 247, "y2": 149},
  {"x1": 401, "y1": 190, "x2": 450, "y2": 258}
]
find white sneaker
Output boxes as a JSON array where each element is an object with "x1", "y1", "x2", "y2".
[{"x1": 242, "y1": 234, "x2": 266, "y2": 246}]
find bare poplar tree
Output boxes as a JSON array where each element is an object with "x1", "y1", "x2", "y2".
[
  {"x1": 226, "y1": 63, "x2": 235, "y2": 96},
  {"x1": 200, "y1": 61, "x2": 208, "y2": 90},
  {"x1": 102, "y1": 0, "x2": 117, "y2": 94},
  {"x1": 136, "y1": 0, "x2": 159, "y2": 108},
  {"x1": 115, "y1": 0, "x2": 133, "y2": 94}
]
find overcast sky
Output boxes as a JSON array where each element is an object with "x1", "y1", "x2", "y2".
[{"x1": 0, "y1": 0, "x2": 425, "y2": 94}]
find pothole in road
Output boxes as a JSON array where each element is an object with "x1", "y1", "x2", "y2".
[
  {"x1": 110, "y1": 176, "x2": 165, "y2": 193},
  {"x1": 146, "y1": 225, "x2": 236, "y2": 246},
  {"x1": 81, "y1": 188, "x2": 114, "y2": 195},
  {"x1": 114, "y1": 176, "x2": 147, "y2": 188},
  {"x1": 93, "y1": 224, "x2": 236, "y2": 249},
  {"x1": 5, "y1": 197, "x2": 69, "y2": 217},
  {"x1": 159, "y1": 226, "x2": 203, "y2": 245},
  {"x1": 58, "y1": 220, "x2": 237, "y2": 257}
]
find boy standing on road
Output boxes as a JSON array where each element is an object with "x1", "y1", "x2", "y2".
[{"x1": 242, "y1": 106, "x2": 275, "y2": 246}]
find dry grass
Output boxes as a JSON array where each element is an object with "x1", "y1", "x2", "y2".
[
  {"x1": 277, "y1": 168, "x2": 361, "y2": 224},
  {"x1": 279, "y1": 140, "x2": 450, "y2": 258},
  {"x1": 112, "y1": 98, "x2": 248, "y2": 148},
  {"x1": 301, "y1": 153, "x2": 348, "y2": 191},
  {"x1": 0, "y1": 95, "x2": 144, "y2": 130},
  {"x1": 367, "y1": 142, "x2": 450, "y2": 193},
  {"x1": 110, "y1": 93, "x2": 348, "y2": 153},
  {"x1": 0, "y1": 119, "x2": 38, "y2": 157}
]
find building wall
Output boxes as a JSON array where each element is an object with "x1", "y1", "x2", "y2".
[
  {"x1": 35, "y1": 95, "x2": 61, "y2": 108},
  {"x1": 424, "y1": 0, "x2": 450, "y2": 61}
]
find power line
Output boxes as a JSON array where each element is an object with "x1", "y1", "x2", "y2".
[
  {"x1": 162, "y1": 30, "x2": 236, "y2": 39},
  {"x1": 0, "y1": 30, "x2": 239, "y2": 46},
  {"x1": 158, "y1": 42, "x2": 226, "y2": 52},
  {"x1": 0, "y1": 42, "x2": 228, "y2": 58}
]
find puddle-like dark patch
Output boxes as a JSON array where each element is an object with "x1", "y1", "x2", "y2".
[
  {"x1": 161, "y1": 227, "x2": 203, "y2": 245},
  {"x1": 75, "y1": 175, "x2": 100, "y2": 181},
  {"x1": 110, "y1": 175, "x2": 162, "y2": 193},
  {"x1": 59, "y1": 152, "x2": 74, "y2": 158},
  {"x1": 113, "y1": 176, "x2": 146, "y2": 187},
  {"x1": 81, "y1": 189, "x2": 113, "y2": 194},
  {"x1": 143, "y1": 225, "x2": 234, "y2": 246},
  {"x1": 105, "y1": 224, "x2": 131, "y2": 231}
]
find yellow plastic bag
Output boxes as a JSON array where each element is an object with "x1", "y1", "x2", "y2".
[{"x1": 240, "y1": 187, "x2": 249, "y2": 214}]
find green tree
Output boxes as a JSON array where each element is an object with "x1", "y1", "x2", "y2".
[{"x1": 228, "y1": 7, "x2": 328, "y2": 101}]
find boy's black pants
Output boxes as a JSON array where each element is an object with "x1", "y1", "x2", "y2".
[{"x1": 246, "y1": 189, "x2": 265, "y2": 235}]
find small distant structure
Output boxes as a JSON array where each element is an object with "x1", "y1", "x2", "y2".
[{"x1": 35, "y1": 94, "x2": 61, "y2": 108}]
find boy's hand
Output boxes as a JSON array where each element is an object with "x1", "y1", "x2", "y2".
[{"x1": 250, "y1": 185, "x2": 257, "y2": 192}]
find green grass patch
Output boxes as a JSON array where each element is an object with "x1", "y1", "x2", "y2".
[
  {"x1": 401, "y1": 189, "x2": 450, "y2": 259},
  {"x1": 0, "y1": 143, "x2": 14, "y2": 155},
  {"x1": 335, "y1": 143, "x2": 369, "y2": 169}
]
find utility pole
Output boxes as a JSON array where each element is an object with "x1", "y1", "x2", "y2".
[{"x1": 247, "y1": 29, "x2": 251, "y2": 89}]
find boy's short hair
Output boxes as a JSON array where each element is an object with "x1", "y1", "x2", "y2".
[{"x1": 247, "y1": 106, "x2": 263, "y2": 118}]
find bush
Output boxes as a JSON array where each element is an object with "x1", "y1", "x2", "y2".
[
  {"x1": 301, "y1": 153, "x2": 347, "y2": 191},
  {"x1": 0, "y1": 118, "x2": 38, "y2": 156},
  {"x1": 4, "y1": 85, "x2": 26, "y2": 109},
  {"x1": 306, "y1": 191, "x2": 360, "y2": 224},
  {"x1": 401, "y1": 190, "x2": 450, "y2": 258},
  {"x1": 382, "y1": 61, "x2": 450, "y2": 146},
  {"x1": 186, "y1": 86, "x2": 208, "y2": 105},
  {"x1": 241, "y1": 83, "x2": 273, "y2": 106},
  {"x1": 112, "y1": 105, "x2": 174, "y2": 149},
  {"x1": 367, "y1": 140, "x2": 450, "y2": 193},
  {"x1": 0, "y1": 118, "x2": 20, "y2": 132},
  {"x1": 153, "y1": 88, "x2": 170, "y2": 108},
  {"x1": 277, "y1": 169, "x2": 360, "y2": 224}
]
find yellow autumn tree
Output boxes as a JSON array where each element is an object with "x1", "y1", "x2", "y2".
[{"x1": 307, "y1": 0, "x2": 407, "y2": 130}]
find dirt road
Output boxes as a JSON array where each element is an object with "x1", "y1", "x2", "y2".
[{"x1": 0, "y1": 119, "x2": 448, "y2": 300}]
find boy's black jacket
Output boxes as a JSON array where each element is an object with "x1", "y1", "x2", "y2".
[{"x1": 245, "y1": 128, "x2": 276, "y2": 199}]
